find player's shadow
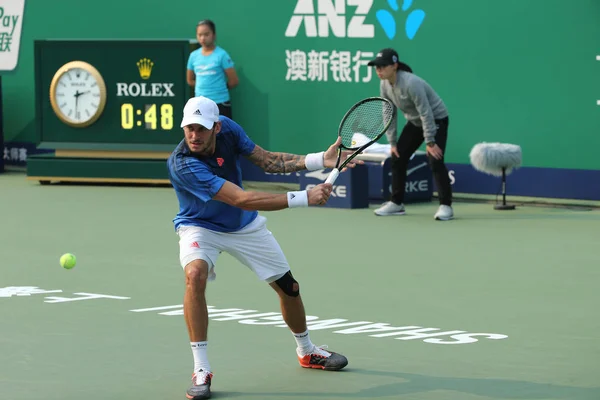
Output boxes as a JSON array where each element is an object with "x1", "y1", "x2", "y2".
[{"x1": 214, "y1": 368, "x2": 600, "y2": 399}]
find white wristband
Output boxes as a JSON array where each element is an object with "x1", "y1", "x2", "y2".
[
  {"x1": 287, "y1": 190, "x2": 308, "y2": 208},
  {"x1": 305, "y1": 151, "x2": 325, "y2": 171}
]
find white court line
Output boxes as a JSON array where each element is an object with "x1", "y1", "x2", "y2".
[
  {"x1": 130, "y1": 304, "x2": 183, "y2": 312},
  {"x1": 597, "y1": 55, "x2": 600, "y2": 61},
  {"x1": 597, "y1": 100, "x2": 600, "y2": 106}
]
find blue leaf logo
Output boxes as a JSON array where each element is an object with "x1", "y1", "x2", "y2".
[
  {"x1": 405, "y1": 9, "x2": 425, "y2": 40},
  {"x1": 376, "y1": 0, "x2": 426, "y2": 40},
  {"x1": 376, "y1": 10, "x2": 396, "y2": 40}
]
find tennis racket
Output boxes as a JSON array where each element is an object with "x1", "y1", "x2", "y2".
[{"x1": 325, "y1": 97, "x2": 396, "y2": 185}]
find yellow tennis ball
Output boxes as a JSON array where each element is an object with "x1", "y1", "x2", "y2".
[{"x1": 60, "y1": 253, "x2": 76, "y2": 269}]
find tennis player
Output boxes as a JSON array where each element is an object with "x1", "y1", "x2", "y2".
[
  {"x1": 368, "y1": 48, "x2": 454, "y2": 220},
  {"x1": 168, "y1": 96, "x2": 354, "y2": 400}
]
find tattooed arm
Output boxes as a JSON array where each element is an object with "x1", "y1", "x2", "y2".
[
  {"x1": 245, "y1": 138, "x2": 362, "y2": 174},
  {"x1": 245, "y1": 145, "x2": 307, "y2": 174}
]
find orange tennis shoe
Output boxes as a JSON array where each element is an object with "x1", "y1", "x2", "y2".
[{"x1": 297, "y1": 345, "x2": 348, "y2": 371}]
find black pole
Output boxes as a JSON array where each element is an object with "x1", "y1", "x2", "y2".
[
  {"x1": 502, "y1": 167, "x2": 507, "y2": 205},
  {"x1": 494, "y1": 166, "x2": 516, "y2": 210}
]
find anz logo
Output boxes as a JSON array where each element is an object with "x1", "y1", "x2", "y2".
[{"x1": 285, "y1": 0, "x2": 426, "y2": 40}]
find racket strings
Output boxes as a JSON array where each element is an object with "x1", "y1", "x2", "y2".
[{"x1": 339, "y1": 100, "x2": 395, "y2": 149}]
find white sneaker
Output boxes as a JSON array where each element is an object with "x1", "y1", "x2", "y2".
[
  {"x1": 374, "y1": 201, "x2": 406, "y2": 216},
  {"x1": 434, "y1": 205, "x2": 454, "y2": 221},
  {"x1": 187, "y1": 369, "x2": 213, "y2": 399}
]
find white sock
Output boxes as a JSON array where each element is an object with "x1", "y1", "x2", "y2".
[
  {"x1": 191, "y1": 342, "x2": 211, "y2": 373},
  {"x1": 292, "y1": 330, "x2": 314, "y2": 355}
]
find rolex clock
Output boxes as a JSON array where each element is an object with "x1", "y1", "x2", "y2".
[{"x1": 49, "y1": 61, "x2": 107, "y2": 128}]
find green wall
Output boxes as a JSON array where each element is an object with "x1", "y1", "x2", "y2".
[{"x1": 3, "y1": 0, "x2": 600, "y2": 170}]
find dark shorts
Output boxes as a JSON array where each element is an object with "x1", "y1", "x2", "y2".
[{"x1": 217, "y1": 102, "x2": 232, "y2": 119}]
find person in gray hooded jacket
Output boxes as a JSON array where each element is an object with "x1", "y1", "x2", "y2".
[{"x1": 368, "y1": 48, "x2": 453, "y2": 221}]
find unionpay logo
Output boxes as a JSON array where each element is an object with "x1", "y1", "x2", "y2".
[{"x1": 285, "y1": 0, "x2": 426, "y2": 40}]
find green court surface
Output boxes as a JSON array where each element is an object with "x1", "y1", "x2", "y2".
[{"x1": 1, "y1": 172, "x2": 599, "y2": 400}]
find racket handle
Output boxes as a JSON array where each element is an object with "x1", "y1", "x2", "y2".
[{"x1": 325, "y1": 168, "x2": 340, "y2": 185}]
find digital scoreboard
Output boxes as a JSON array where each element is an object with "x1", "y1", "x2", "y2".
[{"x1": 27, "y1": 39, "x2": 197, "y2": 183}]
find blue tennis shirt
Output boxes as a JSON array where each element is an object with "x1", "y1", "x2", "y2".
[
  {"x1": 167, "y1": 116, "x2": 258, "y2": 232},
  {"x1": 187, "y1": 46, "x2": 234, "y2": 104}
]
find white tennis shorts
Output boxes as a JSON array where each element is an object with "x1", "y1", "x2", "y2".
[{"x1": 177, "y1": 215, "x2": 290, "y2": 283}]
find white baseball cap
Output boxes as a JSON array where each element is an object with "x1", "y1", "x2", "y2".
[{"x1": 180, "y1": 96, "x2": 220, "y2": 129}]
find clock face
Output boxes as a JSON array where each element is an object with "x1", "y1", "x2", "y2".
[{"x1": 50, "y1": 62, "x2": 107, "y2": 128}]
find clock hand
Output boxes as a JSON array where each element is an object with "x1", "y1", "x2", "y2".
[
  {"x1": 74, "y1": 90, "x2": 90, "y2": 120},
  {"x1": 74, "y1": 89, "x2": 92, "y2": 98}
]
